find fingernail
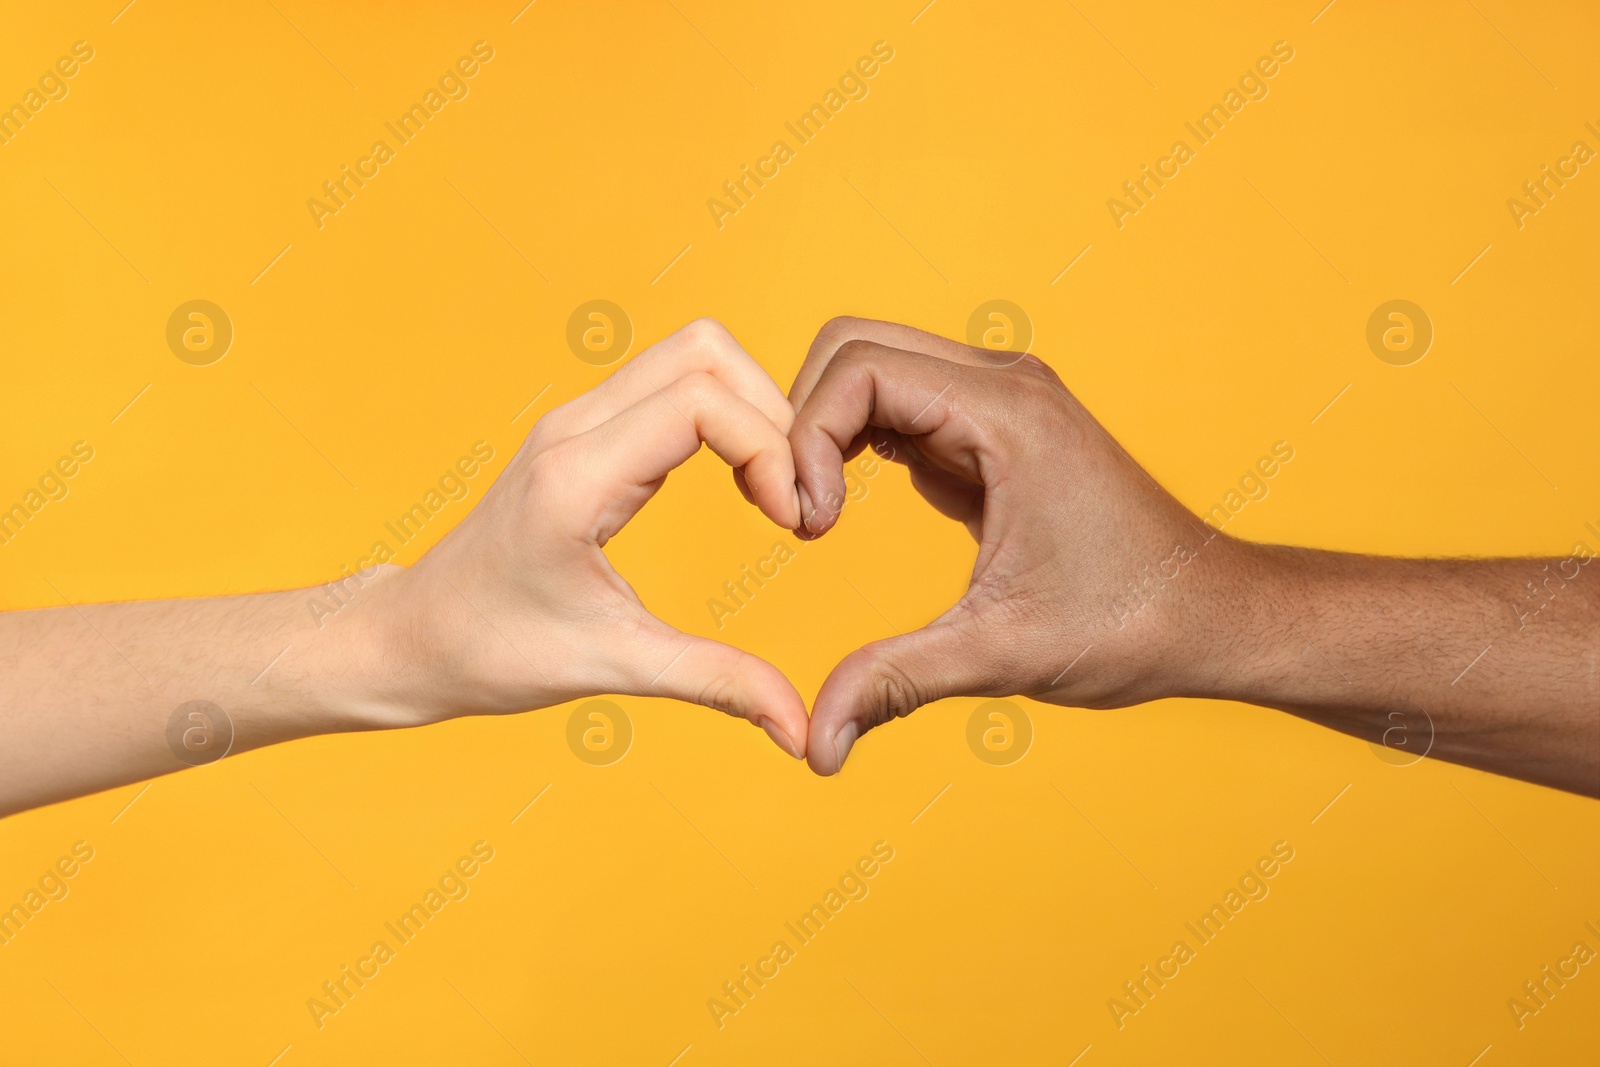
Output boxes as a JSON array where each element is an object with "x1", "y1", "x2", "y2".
[
  {"x1": 832, "y1": 722, "x2": 860, "y2": 771},
  {"x1": 760, "y1": 718, "x2": 803, "y2": 759},
  {"x1": 797, "y1": 484, "x2": 815, "y2": 530},
  {"x1": 790, "y1": 486, "x2": 803, "y2": 529}
]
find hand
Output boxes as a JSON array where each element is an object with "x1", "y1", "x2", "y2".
[
  {"x1": 369, "y1": 319, "x2": 811, "y2": 759},
  {"x1": 786, "y1": 317, "x2": 1600, "y2": 797},
  {"x1": 787, "y1": 317, "x2": 1245, "y2": 775}
]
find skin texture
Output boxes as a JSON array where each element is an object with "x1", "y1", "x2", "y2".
[
  {"x1": 1, "y1": 315, "x2": 1594, "y2": 815},
  {"x1": 785, "y1": 317, "x2": 1600, "y2": 796},
  {"x1": 0, "y1": 320, "x2": 807, "y2": 818}
]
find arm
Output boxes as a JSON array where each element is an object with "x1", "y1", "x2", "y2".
[
  {"x1": 1211, "y1": 545, "x2": 1598, "y2": 794},
  {"x1": 0, "y1": 319, "x2": 807, "y2": 818},
  {"x1": 783, "y1": 317, "x2": 1599, "y2": 796}
]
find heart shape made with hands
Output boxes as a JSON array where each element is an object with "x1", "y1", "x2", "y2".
[
  {"x1": 361, "y1": 314, "x2": 1597, "y2": 802},
  {"x1": 403, "y1": 314, "x2": 1199, "y2": 778}
]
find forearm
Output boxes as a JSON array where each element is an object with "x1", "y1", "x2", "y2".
[
  {"x1": 0, "y1": 566, "x2": 418, "y2": 816},
  {"x1": 1194, "y1": 542, "x2": 1600, "y2": 796}
]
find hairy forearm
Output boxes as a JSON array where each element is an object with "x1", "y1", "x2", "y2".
[
  {"x1": 0, "y1": 567, "x2": 416, "y2": 816},
  {"x1": 1194, "y1": 542, "x2": 1600, "y2": 796}
]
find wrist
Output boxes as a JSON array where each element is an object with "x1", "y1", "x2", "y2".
[
  {"x1": 294, "y1": 564, "x2": 445, "y2": 731},
  {"x1": 1174, "y1": 538, "x2": 1366, "y2": 711},
  {"x1": 1161, "y1": 534, "x2": 1297, "y2": 704}
]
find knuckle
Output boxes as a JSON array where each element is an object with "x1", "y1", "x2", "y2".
[
  {"x1": 524, "y1": 441, "x2": 571, "y2": 492},
  {"x1": 865, "y1": 656, "x2": 926, "y2": 728},
  {"x1": 520, "y1": 415, "x2": 565, "y2": 456},
  {"x1": 1011, "y1": 352, "x2": 1060, "y2": 382},
  {"x1": 1011, "y1": 356, "x2": 1070, "y2": 402},
  {"x1": 697, "y1": 671, "x2": 746, "y2": 719},
  {"x1": 971, "y1": 359, "x2": 1067, "y2": 434},
  {"x1": 517, "y1": 422, "x2": 555, "y2": 459},
  {"x1": 520, "y1": 445, "x2": 589, "y2": 534},
  {"x1": 831, "y1": 337, "x2": 881, "y2": 369},
  {"x1": 665, "y1": 370, "x2": 720, "y2": 410},
  {"x1": 521, "y1": 396, "x2": 583, "y2": 453},
  {"x1": 680, "y1": 317, "x2": 733, "y2": 351},
  {"x1": 818, "y1": 315, "x2": 868, "y2": 345}
]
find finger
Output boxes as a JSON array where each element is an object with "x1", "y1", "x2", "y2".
[
  {"x1": 538, "y1": 318, "x2": 794, "y2": 447},
  {"x1": 806, "y1": 609, "x2": 998, "y2": 775},
  {"x1": 614, "y1": 623, "x2": 809, "y2": 760},
  {"x1": 559, "y1": 370, "x2": 801, "y2": 533},
  {"x1": 790, "y1": 341, "x2": 989, "y2": 534},
  {"x1": 790, "y1": 316, "x2": 997, "y2": 412}
]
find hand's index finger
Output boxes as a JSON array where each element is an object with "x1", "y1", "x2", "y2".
[
  {"x1": 556, "y1": 372, "x2": 800, "y2": 544},
  {"x1": 789, "y1": 316, "x2": 999, "y2": 412},
  {"x1": 536, "y1": 318, "x2": 795, "y2": 452},
  {"x1": 790, "y1": 340, "x2": 986, "y2": 535}
]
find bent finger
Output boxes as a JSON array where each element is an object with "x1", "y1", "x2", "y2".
[
  {"x1": 790, "y1": 341, "x2": 989, "y2": 535},
  {"x1": 536, "y1": 318, "x2": 794, "y2": 450},
  {"x1": 789, "y1": 316, "x2": 1000, "y2": 411},
  {"x1": 561, "y1": 370, "x2": 801, "y2": 536}
]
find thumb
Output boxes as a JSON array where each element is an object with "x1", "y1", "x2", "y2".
[
  {"x1": 614, "y1": 624, "x2": 809, "y2": 760},
  {"x1": 808, "y1": 613, "x2": 996, "y2": 776}
]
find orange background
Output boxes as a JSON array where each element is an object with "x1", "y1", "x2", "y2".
[{"x1": 0, "y1": 1, "x2": 1596, "y2": 1063}]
